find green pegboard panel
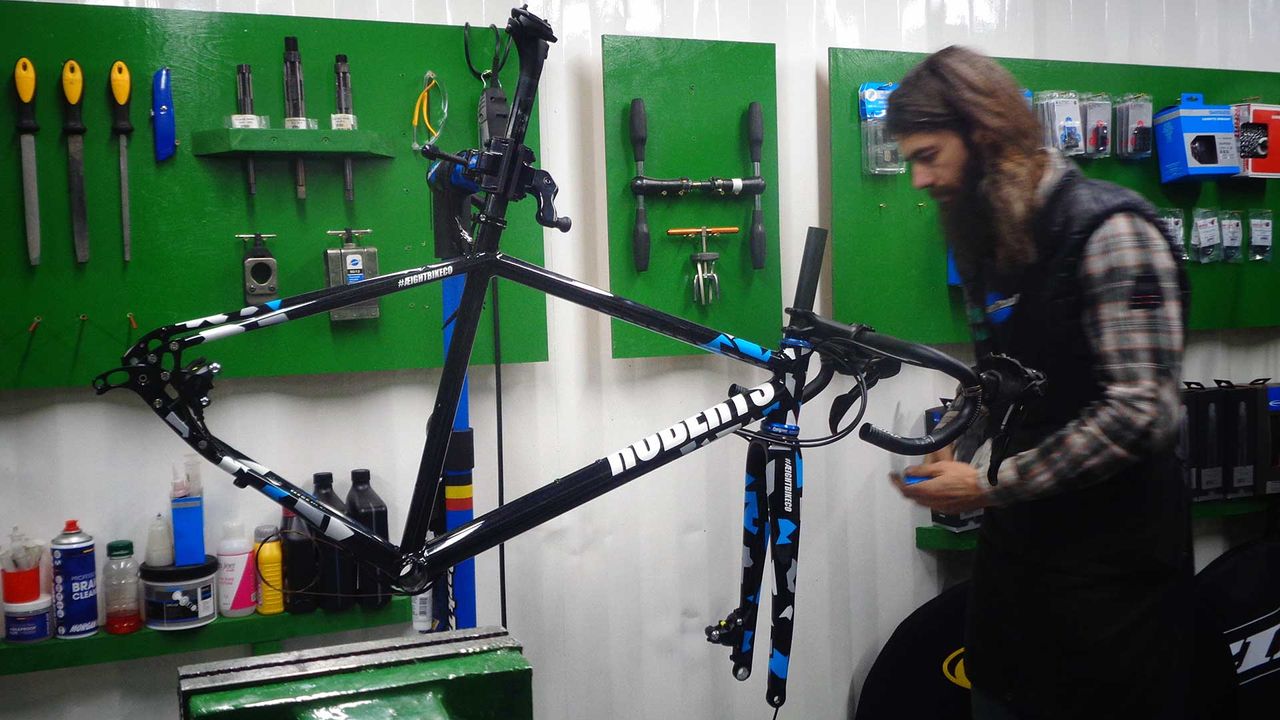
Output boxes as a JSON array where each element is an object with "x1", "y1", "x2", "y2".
[
  {"x1": 602, "y1": 35, "x2": 782, "y2": 359},
  {"x1": 829, "y1": 49, "x2": 1280, "y2": 344},
  {"x1": 0, "y1": 2, "x2": 548, "y2": 390}
]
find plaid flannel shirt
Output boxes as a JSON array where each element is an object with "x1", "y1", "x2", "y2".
[{"x1": 977, "y1": 156, "x2": 1185, "y2": 505}]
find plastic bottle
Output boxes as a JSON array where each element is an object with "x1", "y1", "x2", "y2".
[
  {"x1": 411, "y1": 591, "x2": 435, "y2": 632},
  {"x1": 145, "y1": 513, "x2": 174, "y2": 567},
  {"x1": 103, "y1": 540, "x2": 141, "y2": 634},
  {"x1": 217, "y1": 522, "x2": 257, "y2": 618},
  {"x1": 253, "y1": 525, "x2": 284, "y2": 615},
  {"x1": 346, "y1": 469, "x2": 390, "y2": 609},
  {"x1": 313, "y1": 472, "x2": 355, "y2": 611},
  {"x1": 281, "y1": 508, "x2": 317, "y2": 614},
  {"x1": 51, "y1": 520, "x2": 97, "y2": 639},
  {"x1": 172, "y1": 458, "x2": 206, "y2": 566}
]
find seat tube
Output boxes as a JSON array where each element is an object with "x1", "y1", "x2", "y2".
[{"x1": 402, "y1": 266, "x2": 494, "y2": 553}]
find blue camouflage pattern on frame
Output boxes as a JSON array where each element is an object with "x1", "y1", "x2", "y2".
[
  {"x1": 701, "y1": 334, "x2": 772, "y2": 363},
  {"x1": 744, "y1": 473, "x2": 762, "y2": 534},
  {"x1": 769, "y1": 650, "x2": 790, "y2": 679}
]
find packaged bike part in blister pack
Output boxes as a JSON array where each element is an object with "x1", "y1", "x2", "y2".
[
  {"x1": 1192, "y1": 208, "x2": 1223, "y2": 264},
  {"x1": 1034, "y1": 91, "x2": 1084, "y2": 155},
  {"x1": 1080, "y1": 93, "x2": 1112, "y2": 158},
  {"x1": 1220, "y1": 210, "x2": 1244, "y2": 263},
  {"x1": 1249, "y1": 209, "x2": 1273, "y2": 262},
  {"x1": 1114, "y1": 93, "x2": 1154, "y2": 159},
  {"x1": 858, "y1": 82, "x2": 905, "y2": 175},
  {"x1": 1156, "y1": 208, "x2": 1190, "y2": 262}
]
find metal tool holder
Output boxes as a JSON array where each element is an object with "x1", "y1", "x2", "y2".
[
  {"x1": 236, "y1": 233, "x2": 279, "y2": 305},
  {"x1": 629, "y1": 99, "x2": 767, "y2": 272},
  {"x1": 668, "y1": 225, "x2": 739, "y2": 305}
]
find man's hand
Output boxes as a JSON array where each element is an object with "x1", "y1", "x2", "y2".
[{"x1": 891, "y1": 460, "x2": 992, "y2": 514}]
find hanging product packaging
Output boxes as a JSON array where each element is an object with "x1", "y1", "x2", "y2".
[
  {"x1": 1033, "y1": 91, "x2": 1084, "y2": 155},
  {"x1": 1192, "y1": 208, "x2": 1223, "y2": 264},
  {"x1": 858, "y1": 82, "x2": 905, "y2": 175},
  {"x1": 1079, "y1": 93, "x2": 1112, "y2": 158},
  {"x1": 1220, "y1": 210, "x2": 1245, "y2": 263},
  {"x1": 1249, "y1": 209, "x2": 1273, "y2": 262},
  {"x1": 1156, "y1": 208, "x2": 1190, "y2": 262},
  {"x1": 1114, "y1": 93, "x2": 1154, "y2": 159}
]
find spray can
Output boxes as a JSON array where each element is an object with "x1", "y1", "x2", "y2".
[{"x1": 51, "y1": 520, "x2": 97, "y2": 638}]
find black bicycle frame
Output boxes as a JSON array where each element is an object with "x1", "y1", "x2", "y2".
[
  {"x1": 96, "y1": 8, "x2": 985, "y2": 710},
  {"x1": 97, "y1": 246, "x2": 803, "y2": 583}
]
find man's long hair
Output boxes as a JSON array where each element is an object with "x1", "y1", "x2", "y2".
[{"x1": 886, "y1": 46, "x2": 1044, "y2": 278}]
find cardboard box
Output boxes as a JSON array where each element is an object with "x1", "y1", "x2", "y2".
[
  {"x1": 1155, "y1": 94, "x2": 1242, "y2": 182},
  {"x1": 1215, "y1": 380, "x2": 1268, "y2": 499},
  {"x1": 1232, "y1": 103, "x2": 1280, "y2": 178}
]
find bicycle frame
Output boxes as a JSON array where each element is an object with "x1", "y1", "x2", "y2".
[
  {"x1": 97, "y1": 246, "x2": 803, "y2": 560},
  {"x1": 96, "y1": 8, "x2": 985, "y2": 709}
]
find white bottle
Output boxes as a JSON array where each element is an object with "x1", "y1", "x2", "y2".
[
  {"x1": 411, "y1": 591, "x2": 435, "y2": 633},
  {"x1": 144, "y1": 513, "x2": 174, "y2": 567},
  {"x1": 217, "y1": 522, "x2": 256, "y2": 617}
]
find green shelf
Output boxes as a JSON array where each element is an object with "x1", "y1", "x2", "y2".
[
  {"x1": 0, "y1": 596, "x2": 409, "y2": 676},
  {"x1": 915, "y1": 496, "x2": 1278, "y2": 551},
  {"x1": 191, "y1": 128, "x2": 398, "y2": 158}
]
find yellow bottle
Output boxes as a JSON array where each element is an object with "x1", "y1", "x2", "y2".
[{"x1": 253, "y1": 525, "x2": 284, "y2": 615}]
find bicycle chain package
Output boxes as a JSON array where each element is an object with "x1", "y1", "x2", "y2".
[
  {"x1": 628, "y1": 97, "x2": 767, "y2": 271},
  {"x1": 94, "y1": 7, "x2": 1027, "y2": 712}
]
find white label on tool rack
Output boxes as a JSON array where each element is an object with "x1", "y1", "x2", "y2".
[
  {"x1": 330, "y1": 113, "x2": 357, "y2": 130},
  {"x1": 284, "y1": 117, "x2": 310, "y2": 130},
  {"x1": 1159, "y1": 217, "x2": 1183, "y2": 242},
  {"x1": 1251, "y1": 218, "x2": 1273, "y2": 248},
  {"x1": 230, "y1": 114, "x2": 264, "y2": 129}
]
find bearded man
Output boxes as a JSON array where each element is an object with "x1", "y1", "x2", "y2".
[{"x1": 885, "y1": 47, "x2": 1193, "y2": 719}]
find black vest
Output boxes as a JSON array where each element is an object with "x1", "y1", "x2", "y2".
[{"x1": 964, "y1": 166, "x2": 1194, "y2": 718}]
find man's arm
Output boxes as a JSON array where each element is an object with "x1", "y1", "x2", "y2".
[{"x1": 985, "y1": 212, "x2": 1185, "y2": 505}]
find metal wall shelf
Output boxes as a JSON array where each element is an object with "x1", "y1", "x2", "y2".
[
  {"x1": 916, "y1": 496, "x2": 1278, "y2": 552},
  {"x1": 191, "y1": 128, "x2": 397, "y2": 158},
  {"x1": 0, "y1": 597, "x2": 409, "y2": 676}
]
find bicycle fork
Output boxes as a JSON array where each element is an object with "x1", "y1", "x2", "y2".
[{"x1": 707, "y1": 432, "x2": 803, "y2": 708}]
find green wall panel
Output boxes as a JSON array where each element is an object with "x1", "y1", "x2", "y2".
[
  {"x1": 0, "y1": 2, "x2": 547, "y2": 389},
  {"x1": 829, "y1": 48, "x2": 1280, "y2": 345},
  {"x1": 602, "y1": 35, "x2": 782, "y2": 358}
]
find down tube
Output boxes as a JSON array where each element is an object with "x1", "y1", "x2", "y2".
[{"x1": 415, "y1": 378, "x2": 792, "y2": 572}]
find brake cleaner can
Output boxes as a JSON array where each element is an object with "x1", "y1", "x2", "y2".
[{"x1": 51, "y1": 520, "x2": 98, "y2": 638}]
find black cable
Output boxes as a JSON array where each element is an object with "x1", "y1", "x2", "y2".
[
  {"x1": 492, "y1": 277, "x2": 508, "y2": 629},
  {"x1": 734, "y1": 360, "x2": 869, "y2": 448}
]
